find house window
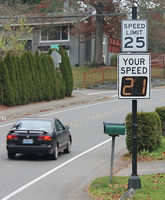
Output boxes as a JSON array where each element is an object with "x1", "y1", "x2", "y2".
[
  {"x1": 41, "y1": 25, "x2": 69, "y2": 41},
  {"x1": 62, "y1": 26, "x2": 68, "y2": 40}
]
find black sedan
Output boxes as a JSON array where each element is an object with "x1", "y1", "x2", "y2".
[{"x1": 6, "y1": 117, "x2": 72, "y2": 160}]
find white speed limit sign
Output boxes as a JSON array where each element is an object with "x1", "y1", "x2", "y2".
[{"x1": 122, "y1": 20, "x2": 148, "y2": 52}]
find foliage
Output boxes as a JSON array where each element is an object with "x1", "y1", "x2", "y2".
[
  {"x1": 0, "y1": 51, "x2": 66, "y2": 106},
  {"x1": 59, "y1": 46, "x2": 73, "y2": 96},
  {"x1": 110, "y1": 54, "x2": 117, "y2": 66},
  {"x1": 0, "y1": 60, "x2": 14, "y2": 106},
  {"x1": 155, "y1": 106, "x2": 165, "y2": 136},
  {"x1": 70, "y1": 0, "x2": 123, "y2": 66},
  {"x1": 89, "y1": 173, "x2": 165, "y2": 200},
  {"x1": 125, "y1": 0, "x2": 165, "y2": 53},
  {"x1": 126, "y1": 112, "x2": 162, "y2": 154},
  {"x1": 20, "y1": 0, "x2": 41, "y2": 4},
  {"x1": 0, "y1": 17, "x2": 33, "y2": 57}
]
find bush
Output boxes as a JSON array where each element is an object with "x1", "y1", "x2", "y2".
[
  {"x1": 110, "y1": 54, "x2": 117, "y2": 66},
  {"x1": 126, "y1": 112, "x2": 162, "y2": 154},
  {"x1": 59, "y1": 46, "x2": 73, "y2": 96},
  {"x1": 0, "y1": 50, "x2": 69, "y2": 106},
  {"x1": 155, "y1": 106, "x2": 165, "y2": 136},
  {"x1": 0, "y1": 60, "x2": 14, "y2": 106}
]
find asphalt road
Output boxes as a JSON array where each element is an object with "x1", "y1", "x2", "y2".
[{"x1": 0, "y1": 88, "x2": 165, "y2": 200}]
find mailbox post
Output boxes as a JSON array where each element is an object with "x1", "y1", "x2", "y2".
[{"x1": 103, "y1": 122, "x2": 125, "y2": 182}]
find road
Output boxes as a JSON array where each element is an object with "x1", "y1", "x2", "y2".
[{"x1": 0, "y1": 88, "x2": 165, "y2": 200}]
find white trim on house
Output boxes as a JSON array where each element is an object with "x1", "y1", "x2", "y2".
[{"x1": 39, "y1": 25, "x2": 70, "y2": 43}]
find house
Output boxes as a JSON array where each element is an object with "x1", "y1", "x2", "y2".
[{"x1": 0, "y1": 13, "x2": 110, "y2": 66}]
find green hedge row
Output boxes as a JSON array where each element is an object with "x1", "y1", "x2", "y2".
[
  {"x1": 0, "y1": 49, "x2": 73, "y2": 106},
  {"x1": 126, "y1": 112, "x2": 162, "y2": 154},
  {"x1": 155, "y1": 106, "x2": 165, "y2": 136}
]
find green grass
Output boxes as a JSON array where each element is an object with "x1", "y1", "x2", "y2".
[
  {"x1": 72, "y1": 66, "x2": 117, "y2": 89},
  {"x1": 72, "y1": 66, "x2": 92, "y2": 88},
  {"x1": 72, "y1": 66, "x2": 164, "y2": 89},
  {"x1": 123, "y1": 136, "x2": 165, "y2": 161},
  {"x1": 89, "y1": 137, "x2": 165, "y2": 200},
  {"x1": 89, "y1": 173, "x2": 165, "y2": 200}
]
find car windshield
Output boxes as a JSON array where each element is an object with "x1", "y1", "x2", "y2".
[{"x1": 13, "y1": 120, "x2": 52, "y2": 131}]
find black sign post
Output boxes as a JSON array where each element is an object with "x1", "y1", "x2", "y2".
[{"x1": 128, "y1": 6, "x2": 141, "y2": 190}]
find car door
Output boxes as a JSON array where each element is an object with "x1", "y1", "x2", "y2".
[{"x1": 55, "y1": 119, "x2": 66, "y2": 149}]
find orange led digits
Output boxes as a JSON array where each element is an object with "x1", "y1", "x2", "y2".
[
  {"x1": 123, "y1": 77, "x2": 134, "y2": 96},
  {"x1": 121, "y1": 76, "x2": 148, "y2": 96}
]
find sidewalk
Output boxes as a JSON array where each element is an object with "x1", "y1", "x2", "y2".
[{"x1": 116, "y1": 160, "x2": 165, "y2": 176}]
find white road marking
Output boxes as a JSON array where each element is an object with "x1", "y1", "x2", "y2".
[
  {"x1": 40, "y1": 99, "x2": 118, "y2": 117},
  {"x1": 2, "y1": 139, "x2": 112, "y2": 200},
  {"x1": 0, "y1": 99, "x2": 118, "y2": 129},
  {"x1": 0, "y1": 99, "x2": 118, "y2": 128},
  {"x1": 87, "y1": 90, "x2": 117, "y2": 95}
]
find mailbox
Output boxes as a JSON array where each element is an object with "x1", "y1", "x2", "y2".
[{"x1": 103, "y1": 122, "x2": 125, "y2": 136}]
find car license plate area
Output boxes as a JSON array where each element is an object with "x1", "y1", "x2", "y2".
[{"x1": 23, "y1": 139, "x2": 33, "y2": 144}]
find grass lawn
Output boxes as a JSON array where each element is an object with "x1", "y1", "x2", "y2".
[
  {"x1": 72, "y1": 66, "x2": 117, "y2": 88},
  {"x1": 89, "y1": 137, "x2": 165, "y2": 200},
  {"x1": 89, "y1": 173, "x2": 165, "y2": 200},
  {"x1": 72, "y1": 66, "x2": 164, "y2": 89},
  {"x1": 72, "y1": 66, "x2": 92, "y2": 88}
]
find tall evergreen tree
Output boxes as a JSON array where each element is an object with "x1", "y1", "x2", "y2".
[
  {"x1": 35, "y1": 51, "x2": 44, "y2": 101},
  {"x1": 0, "y1": 60, "x2": 14, "y2": 106},
  {"x1": 40, "y1": 54, "x2": 53, "y2": 101},
  {"x1": 20, "y1": 53, "x2": 32, "y2": 103},
  {"x1": 0, "y1": 60, "x2": 4, "y2": 104},
  {"x1": 4, "y1": 52, "x2": 17, "y2": 105},
  {"x1": 16, "y1": 56, "x2": 27, "y2": 104},
  {"x1": 25, "y1": 51, "x2": 38, "y2": 102},
  {"x1": 59, "y1": 47, "x2": 73, "y2": 96},
  {"x1": 12, "y1": 55, "x2": 21, "y2": 105}
]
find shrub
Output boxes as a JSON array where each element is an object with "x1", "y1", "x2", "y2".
[
  {"x1": 110, "y1": 54, "x2": 117, "y2": 66},
  {"x1": 0, "y1": 60, "x2": 14, "y2": 106},
  {"x1": 4, "y1": 52, "x2": 17, "y2": 105},
  {"x1": 59, "y1": 46, "x2": 73, "y2": 96},
  {"x1": 126, "y1": 112, "x2": 162, "y2": 154},
  {"x1": 155, "y1": 106, "x2": 165, "y2": 136}
]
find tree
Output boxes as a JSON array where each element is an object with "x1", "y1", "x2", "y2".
[
  {"x1": 125, "y1": 0, "x2": 165, "y2": 53},
  {"x1": 0, "y1": 17, "x2": 33, "y2": 57},
  {"x1": 0, "y1": 60, "x2": 14, "y2": 106},
  {"x1": 24, "y1": 0, "x2": 122, "y2": 66},
  {"x1": 65, "y1": 0, "x2": 123, "y2": 66},
  {"x1": 59, "y1": 46, "x2": 73, "y2": 96}
]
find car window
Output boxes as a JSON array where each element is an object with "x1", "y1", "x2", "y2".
[
  {"x1": 13, "y1": 120, "x2": 52, "y2": 131},
  {"x1": 55, "y1": 120, "x2": 65, "y2": 132}
]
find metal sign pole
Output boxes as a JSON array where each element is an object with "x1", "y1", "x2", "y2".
[
  {"x1": 128, "y1": 6, "x2": 141, "y2": 190},
  {"x1": 110, "y1": 136, "x2": 116, "y2": 182}
]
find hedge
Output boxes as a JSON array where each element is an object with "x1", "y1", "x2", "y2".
[
  {"x1": 0, "y1": 51, "x2": 68, "y2": 106},
  {"x1": 59, "y1": 46, "x2": 73, "y2": 96},
  {"x1": 126, "y1": 112, "x2": 162, "y2": 154},
  {"x1": 155, "y1": 106, "x2": 165, "y2": 136}
]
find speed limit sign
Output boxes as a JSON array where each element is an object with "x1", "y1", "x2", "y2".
[{"x1": 122, "y1": 20, "x2": 148, "y2": 52}]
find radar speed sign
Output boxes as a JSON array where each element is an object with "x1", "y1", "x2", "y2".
[{"x1": 118, "y1": 53, "x2": 151, "y2": 99}]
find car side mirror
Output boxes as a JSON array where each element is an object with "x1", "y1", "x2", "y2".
[{"x1": 65, "y1": 125, "x2": 70, "y2": 130}]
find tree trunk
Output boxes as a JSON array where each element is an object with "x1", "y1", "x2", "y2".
[{"x1": 93, "y1": 3, "x2": 104, "y2": 66}]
